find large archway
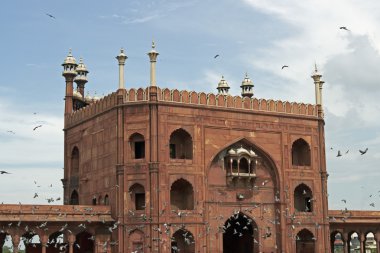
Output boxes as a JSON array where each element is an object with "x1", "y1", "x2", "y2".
[
  {"x1": 171, "y1": 229, "x2": 195, "y2": 253},
  {"x1": 296, "y1": 229, "x2": 315, "y2": 253},
  {"x1": 223, "y1": 212, "x2": 258, "y2": 253}
]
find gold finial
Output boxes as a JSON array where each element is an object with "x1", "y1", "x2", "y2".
[
  {"x1": 68, "y1": 48, "x2": 72, "y2": 56},
  {"x1": 314, "y1": 62, "x2": 318, "y2": 72},
  {"x1": 245, "y1": 72, "x2": 248, "y2": 78},
  {"x1": 152, "y1": 40, "x2": 155, "y2": 49},
  {"x1": 120, "y1": 48, "x2": 124, "y2": 53}
]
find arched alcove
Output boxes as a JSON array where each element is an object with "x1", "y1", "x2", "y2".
[
  {"x1": 171, "y1": 229, "x2": 195, "y2": 253},
  {"x1": 170, "y1": 179, "x2": 194, "y2": 210},
  {"x1": 169, "y1": 129, "x2": 193, "y2": 159},
  {"x1": 71, "y1": 146, "x2": 80, "y2": 176},
  {"x1": 129, "y1": 133, "x2": 145, "y2": 159},
  {"x1": 129, "y1": 183, "x2": 146, "y2": 210},
  {"x1": 70, "y1": 190, "x2": 79, "y2": 205},
  {"x1": 348, "y1": 232, "x2": 360, "y2": 252},
  {"x1": 74, "y1": 231, "x2": 94, "y2": 253},
  {"x1": 365, "y1": 232, "x2": 376, "y2": 253},
  {"x1": 292, "y1": 139, "x2": 311, "y2": 166},
  {"x1": 294, "y1": 184, "x2": 313, "y2": 212},
  {"x1": 296, "y1": 229, "x2": 315, "y2": 253},
  {"x1": 104, "y1": 194, "x2": 110, "y2": 205}
]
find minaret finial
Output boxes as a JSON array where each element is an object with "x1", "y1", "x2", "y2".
[
  {"x1": 147, "y1": 41, "x2": 159, "y2": 86},
  {"x1": 217, "y1": 75, "x2": 230, "y2": 95},
  {"x1": 240, "y1": 73, "x2": 254, "y2": 98},
  {"x1": 311, "y1": 63, "x2": 324, "y2": 117},
  {"x1": 116, "y1": 48, "x2": 128, "y2": 89}
]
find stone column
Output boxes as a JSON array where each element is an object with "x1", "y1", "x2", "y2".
[
  {"x1": 360, "y1": 233, "x2": 365, "y2": 253},
  {"x1": 12, "y1": 234, "x2": 20, "y2": 253},
  {"x1": 376, "y1": 231, "x2": 380, "y2": 253},
  {"x1": 68, "y1": 234, "x2": 75, "y2": 253},
  {"x1": 41, "y1": 234, "x2": 48, "y2": 253},
  {"x1": 342, "y1": 233, "x2": 349, "y2": 253}
]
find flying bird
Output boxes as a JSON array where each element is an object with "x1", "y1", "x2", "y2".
[
  {"x1": 359, "y1": 148, "x2": 368, "y2": 155},
  {"x1": 339, "y1": 26, "x2": 349, "y2": 31},
  {"x1": 6, "y1": 130, "x2": 15, "y2": 134},
  {"x1": 214, "y1": 54, "x2": 220, "y2": 59},
  {"x1": 336, "y1": 150, "x2": 342, "y2": 157},
  {"x1": 46, "y1": 13, "x2": 56, "y2": 19},
  {"x1": 281, "y1": 65, "x2": 288, "y2": 69},
  {"x1": 33, "y1": 125, "x2": 42, "y2": 131},
  {"x1": 0, "y1": 170, "x2": 11, "y2": 174}
]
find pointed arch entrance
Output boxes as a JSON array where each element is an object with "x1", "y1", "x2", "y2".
[{"x1": 223, "y1": 212, "x2": 259, "y2": 253}]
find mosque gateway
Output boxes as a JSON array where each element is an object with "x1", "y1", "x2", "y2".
[{"x1": 1, "y1": 43, "x2": 380, "y2": 253}]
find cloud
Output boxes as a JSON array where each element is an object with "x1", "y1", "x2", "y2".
[
  {"x1": 242, "y1": 0, "x2": 380, "y2": 210},
  {"x1": 123, "y1": 14, "x2": 161, "y2": 25}
]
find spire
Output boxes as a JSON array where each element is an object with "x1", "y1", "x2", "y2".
[
  {"x1": 240, "y1": 73, "x2": 254, "y2": 98},
  {"x1": 216, "y1": 76, "x2": 230, "y2": 95},
  {"x1": 116, "y1": 48, "x2": 128, "y2": 89},
  {"x1": 62, "y1": 49, "x2": 78, "y2": 116},
  {"x1": 74, "y1": 58, "x2": 89, "y2": 97},
  {"x1": 147, "y1": 41, "x2": 159, "y2": 86},
  {"x1": 311, "y1": 63, "x2": 324, "y2": 117}
]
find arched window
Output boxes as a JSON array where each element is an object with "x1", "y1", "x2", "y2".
[
  {"x1": 296, "y1": 229, "x2": 315, "y2": 253},
  {"x1": 71, "y1": 147, "x2": 80, "y2": 175},
  {"x1": 331, "y1": 232, "x2": 344, "y2": 253},
  {"x1": 170, "y1": 179, "x2": 194, "y2": 210},
  {"x1": 294, "y1": 184, "x2": 313, "y2": 212},
  {"x1": 349, "y1": 232, "x2": 360, "y2": 253},
  {"x1": 171, "y1": 229, "x2": 195, "y2": 253},
  {"x1": 129, "y1": 133, "x2": 145, "y2": 159},
  {"x1": 98, "y1": 195, "x2": 103, "y2": 205},
  {"x1": 70, "y1": 190, "x2": 79, "y2": 205},
  {"x1": 104, "y1": 194, "x2": 110, "y2": 205},
  {"x1": 239, "y1": 157, "x2": 249, "y2": 174},
  {"x1": 365, "y1": 232, "x2": 376, "y2": 252},
  {"x1": 129, "y1": 184, "x2": 146, "y2": 210},
  {"x1": 21, "y1": 233, "x2": 41, "y2": 252},
  {"x1": 92, "y1": 196, "x2": 97, "y2": 205},
  {"x1": 292, "y1": 139, "x2": 311, "y2": 166},
  {"x1": 75, "y1": 231, "x2": 94, "y2": 253},
  {"x1": 169, "y1": 129, "x2": 193, "y2": 159}
]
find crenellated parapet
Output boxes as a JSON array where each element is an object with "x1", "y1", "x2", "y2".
[
  {"x1": 65, "y1": 87, "x2": 318, "y2": 128},
  {"x1": 65, "y1": 92, "x2": 118, "y2": 127},
  {"x1": 124, "y1": 87, "x2": 318, "y2": 117}
]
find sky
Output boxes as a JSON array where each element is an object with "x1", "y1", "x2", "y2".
[{"x1": 0, "y1": 0, "x2": 379, "y2": 210}]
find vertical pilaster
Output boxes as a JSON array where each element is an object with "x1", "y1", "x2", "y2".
[
  {"x1": 12, "y1": 234, "x2": 20, "y2": 253},
  {"x1": 149, "y1": 85, "x2": 160, "y2": 252},
  {"x1": 116, "y1": 88, "x2": 125, "y2": 253}
]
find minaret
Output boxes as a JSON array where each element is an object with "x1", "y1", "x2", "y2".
[
  {"x1": 240, "y1": 73, "x2": 254, "y2": 98},
  {"x1": 62, "y1": 49, "x2": 78, "y2": 115},
  {"x1": 216, "y1": 76, "x2": 230, "y2": 95},
  {"x1": 147, "y1": 41, "x2": 159, "y2": 86},
  {"x1": 74, "y1": 58, "x2": 89, "y2": 97},
  {"x1": 116, "y1": 48, "x2": 128, "y2": 90},
  {"x1": 311, "y1": 64, "x2": 324, "y2": 117}
]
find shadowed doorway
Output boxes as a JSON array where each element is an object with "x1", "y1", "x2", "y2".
[{"x1": 223, "y1": 212, "x2": 258, "y2": 253}]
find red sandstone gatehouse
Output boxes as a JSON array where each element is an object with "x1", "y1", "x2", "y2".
[{"x1": 0, "y1": 43, "x2": 379, "y2": 253}]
